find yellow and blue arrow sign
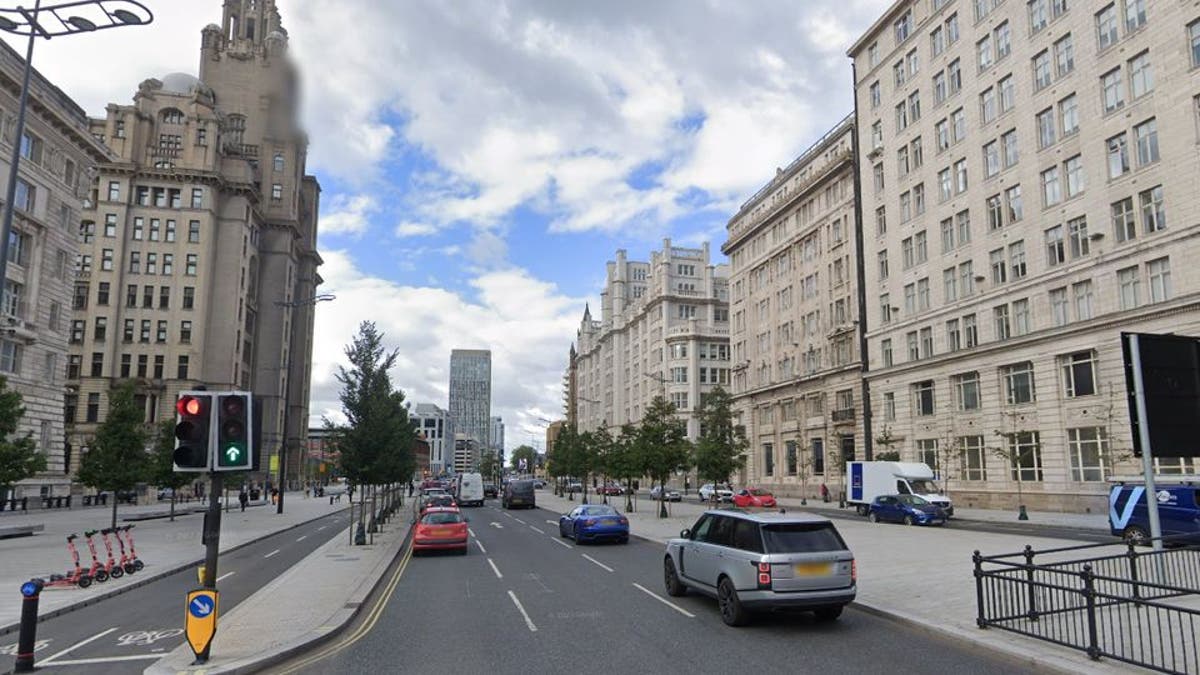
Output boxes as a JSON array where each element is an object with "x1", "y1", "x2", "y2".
[{"x1": 185, "y1": 588, "x2": 219, "y2": 659}]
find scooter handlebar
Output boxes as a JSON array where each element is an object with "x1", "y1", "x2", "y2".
[
  {"x1": 67, "y1": 533, "x2": 78, "y2": 541},
  {"x1": 84, "y1": 530, "x2": 98, "y2": 536}
]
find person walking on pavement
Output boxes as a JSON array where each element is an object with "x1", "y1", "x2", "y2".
[
  {"x1": 238, "y1": 488, "x2": 249, "y2": 512},
  {"x1": 407, "y1": 481, "x2": 414, "y2": 498}
]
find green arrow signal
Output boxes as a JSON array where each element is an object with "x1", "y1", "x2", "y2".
[{"x1": 223, "y1": 444, "x2": 243, "y2": 463}]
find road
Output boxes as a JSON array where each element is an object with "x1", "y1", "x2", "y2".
[
  {"x1": 0, "y1": 508, "x2": 349, "y2": 673},
  {"x1": 279, "y1": 504, "x2": 1036, "y2": 674}
]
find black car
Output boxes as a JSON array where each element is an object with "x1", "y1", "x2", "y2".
[{"x1": 483, "y1": 483, "x2": 498, "y2": 498}]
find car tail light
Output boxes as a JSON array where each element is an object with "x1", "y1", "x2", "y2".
[
  {"x1": 582, "y1": 519, "x2": 595, "y2": 527},
  {"x1": 755, "y1": 561, "x2": 772, "y2": 590},
  {"x1": 851, "y1": 560, "x2": 857, "y2": 583},
  {"x1": 619, "y1": 517, "x2": 628, "y2": 525}
]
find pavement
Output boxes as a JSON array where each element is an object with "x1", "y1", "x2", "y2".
[
  {"x1": 535, "y1": 490, "x2": 1131, "y2": 674},
  {"x1": 0, "y1": 492, "x2": 343, "y2": 634}
]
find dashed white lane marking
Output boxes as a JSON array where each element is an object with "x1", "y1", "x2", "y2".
[
  {"x1": 297, "y1": 535, "x2": 307, "y2": 542},
  {"x1": 581, "y1": 554, "x2": 614, "y2": 573},
  {"x1": 632, "y1": 582, "x2": 696, "y2": 618},
  {"x1": 551, "y1": 538, "x2": 572, "y2": 549},
  {"x1": 508, "y1": 590, "x2": 538, "y2": 632},
  {"x1": 264, "y1": 549, "x2": 280, "y2": 559},
  {"x1": 487, "y1": 557, "x2": 503, "y2": 579},
  {"x1": 468, "y1": 528, "x2": 476, "y2": 537},
  {"x1": 38, "y1": 627, "x2": 117, "y2": 665},
  {"x1": 317, "y1": 526, "x2": 327, "y2": 531},
  {"x1": 216, "y1": 571, "x2": 236, "y2": 582},
  {"x1": 475, "y1": 540, "x2": 487, "y2": 554},
  {"x1": 545, "y1": 519, "x2": 558, "y2": 525},
  {"x1": 530, "y1": 526, "x2": 544, "y2": 534}
]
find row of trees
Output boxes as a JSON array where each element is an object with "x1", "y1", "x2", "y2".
[{"x1": 548, "y1": 388, "x2": 747, "y2": 516}]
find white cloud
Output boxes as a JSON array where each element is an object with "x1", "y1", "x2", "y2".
[
  {"x1": 319, "y1": 194, "x2": 376, "y2": 236},
  {"x1": 394, "y1": 221, "x2": 438, "y2": 238}
]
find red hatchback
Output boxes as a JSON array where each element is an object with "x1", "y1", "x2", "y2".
[
  {"x1": 413, "y1": 507, "x2": 469, "y2": 555},
  {"x1": 732, "y1": 487, "x2": 777, "y2": 508}
]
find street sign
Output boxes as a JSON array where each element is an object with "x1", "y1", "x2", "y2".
[
  {"x1": 1121, "y1": 332, "x2": 1200, "y2": 458},
  {"x1": 184, "y1": 588, "x2": 219, "y2": 660}
]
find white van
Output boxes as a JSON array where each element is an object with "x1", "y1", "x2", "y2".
[{"x1": 456, "y1": 472, "x2": 485, "y2": 507}]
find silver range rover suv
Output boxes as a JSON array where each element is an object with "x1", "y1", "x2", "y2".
[{"x1": 663, "y1": 510, "x2": 856, "y2": 626}]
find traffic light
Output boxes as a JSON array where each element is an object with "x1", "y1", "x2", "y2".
[
  {"x1": 214, "y1": 392, "x2": 253, "y2": 471},
  {"x1": 174, "y1": 392, "x2": 213, "y2": 472}
]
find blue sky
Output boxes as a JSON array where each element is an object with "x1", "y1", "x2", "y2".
[{"x1": 6, "y1": 0, "x2": 890, "y2": 450}]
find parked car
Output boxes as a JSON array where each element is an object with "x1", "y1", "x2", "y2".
[
  {"x1": 559, "y1": 504, "x2": 629, "y2": 544},
  {"x1": 599, "y1": 483, "x2": 627, "y2": 496},
  {"x1": 1109, "y1": 481, "x2": 1200, "y2": 545},
  {"x1": 412, "y1": 507, "x2": 469, "y2": 555},
  {"x1": 533, "y1": 480, "x2": 547, "y2": 489},
  {"x1": 565, "y1": 481, "x2": 583, "y2": 494},
  {"x1": 650, "y1": 485, "x2": 682, "y2": 502},
  {"x1": 867, "y1": 494, "x2": 947, "y2": 526},
  {"x1": 663, "y1": 510, "x2": 856, "y2": 626},
  {"x1": 502, "y1": 479, "x2": 537, "y2": 509},
  {"x1": 732, "y1": 487, "x2": 777, "y2": 509},
  {"x1": 483, "y1": 483, "x2": 498, "y2": 499},
  {"x1": 699, "y1": 483, "x2": 734, "y2": 503}
]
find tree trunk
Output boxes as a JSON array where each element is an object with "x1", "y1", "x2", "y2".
[
  {"x1": 170, "y1": 494, "x2": 176, "y2": 522},
  {"x1": 110, "y1": 492, "x2": 118, "y2": 530}
]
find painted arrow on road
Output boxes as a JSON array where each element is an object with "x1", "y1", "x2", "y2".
[{"x1": 489, "y1": 522, "x2": 504, "y2": 529}]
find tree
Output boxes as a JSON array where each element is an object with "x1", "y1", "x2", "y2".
[
  {"x1": 795, "y1": 439, "x2": 813, "y2": 505},
  {"x1": 874, "y1": 424, "x2": 901, "y2": 460},
  {"x1": 989, "y1": 410, "x2": 1040, "y2": 520},
  {"x1": 478, "y1": 449, "x2": 500, "y2": 486},
  {"x1": 692, "y1": 387, "x2": 747, "y2": 498},
  {"x1": 0, "y1": 376, "x2": 44, "y2": 499},
  {"x1": 636, "y1": 396, "x2": 692, "y2": 517},
  {"x1": 77, "y1": 382, "x2": 152, "y2": 529},
  {"x1": 510, "y1": 445, "x2": 537, "y2": 474},
  {"x1": 606, "y1": 424, "x2": 640, "y2": 511},
  {"x1": 587, "y1": 427, "x2": 614, "y2": 504},
  {"x1": 146, "y1": 420, "x2": 191, "y2": 521}
]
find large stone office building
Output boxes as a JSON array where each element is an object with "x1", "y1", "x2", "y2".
[
  {"x1": 67, "y1": 0, "x2": 322, "y2": 490},
  {"x1": 849, "y1": 0, "x2": 1200, "y2": 510}
]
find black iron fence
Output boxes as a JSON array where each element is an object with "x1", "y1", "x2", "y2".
[{"x1": 974, "y1": 537, "x2": 1200, "y2": 674}]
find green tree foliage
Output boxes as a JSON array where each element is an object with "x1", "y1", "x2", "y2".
[
  {"x1": 478, "y1": 449, "x2": 500, "y2": 483},
  {"x1": 636, "y1": 396, "x2": 692, "y2": 517},
  {"x1": 606, "y1": 424, "x2": 640, "y2": 511},
  {"x1": 0, "y1": 376, "x2": 44, "y2": 493},
  {"x1": 77, "y1": 382, "x2": 151, "y2": 529},
  {"x1": 510, "y1": 445, "x2": 537, "y2": 473},
  {"x1": 691, "y1": 387, "x2": 746, "y2": 489},
  {"x1": 146, "y1": 420, "x2": 191, "y2": 520}
]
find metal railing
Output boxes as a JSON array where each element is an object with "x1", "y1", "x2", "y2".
[{"x1": 974, "y1": 536, "x2": 1200, "y2": 674}]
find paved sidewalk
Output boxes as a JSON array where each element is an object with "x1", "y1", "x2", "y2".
[
  {"x1": 146, "y1": 503, "x2": 412, "y2": 674},
  {"x1": 0, "y1": 491, "x2": 344, "y2": 633},
  {"x1": 537, "y1": 490, "x2": 1127, "y2": 674}
]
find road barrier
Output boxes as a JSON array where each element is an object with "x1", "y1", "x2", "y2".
[{"x1": 973, "y1": 536, "x2": 1200, "y2": 674}]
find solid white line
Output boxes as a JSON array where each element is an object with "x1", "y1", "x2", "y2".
[
  {"x1": 296, "y1": 535, "x2": 307, "y2": 542},
  {"x1": 317, "y1": 525, "x2": 327, "y2": 531},
  {"x1": 264, "y1": 549, "x2": 280, "y2": 559},
  {"x1": 507, "y1": 590, "x2": 538, "y2": 632},
  {"x1": 551, "y1": 538, "x2": 572, "y2": 549},
  {"x1": 216, "y1": 571, "x2": 236, "y2": 582},
  {"x1": 475, "y1": 539, "x2": 487, "y2": 554},
  {"x1": 38, "y1": 627, "x2": 117, "y2": 665},
  {"x1": 530, "y1": 526, "x2": 544, "y2": 534},
  {"x1": 545, "y1": 519, "x2": 558, "y2": 525},
  {"x1": 38, "y1": 655, "x2": 163, "y2": 666},
  {"x1": 581, "y1": 554, "x2": 614, "y2": 573},
  {"x1": 487, "y1": 557, "x2": 503, "y2": 579},
  {"x1": 632, "y1": 582, "x2": 696, "y2": 618},
  {"x1": 468, "y1": 528, "x2": 476, "y2": 537}
]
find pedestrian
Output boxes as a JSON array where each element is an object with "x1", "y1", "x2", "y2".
[
  {"x1": 407, "y1": 481, "x2": 414, "y2": 498},
  {"x1": 238, "y1": 488, "x2": 249, "y2": 512},
  {"x1": 820, "y1": 483, "x2": 830, "y2": 503}
]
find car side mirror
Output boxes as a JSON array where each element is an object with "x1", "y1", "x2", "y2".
[{"x1": 680, "y1": 528, "x2": 692, "y2": 539}]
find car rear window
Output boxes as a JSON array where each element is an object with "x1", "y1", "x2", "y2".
[
  {"x1": 511, "y1": 480, "x2": 535, "y2": 491},
  {"x1": 421, "y1": 512, "x2": 463, "y2": 525},
  {"x1": 761, "y1": 522, "x2": 847, "y2": 553}
]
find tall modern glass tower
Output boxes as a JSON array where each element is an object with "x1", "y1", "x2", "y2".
[{"x1": 448, "y1": 349, "x2": 491, "y2": 470}]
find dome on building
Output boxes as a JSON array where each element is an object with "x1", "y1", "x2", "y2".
[{"x1": 160, "y1": 72, "x2": 203, "y2": 95}]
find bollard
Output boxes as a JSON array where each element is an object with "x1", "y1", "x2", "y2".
[{"x1": 15, "y1": 579, "x2": 43, "y2": 672}]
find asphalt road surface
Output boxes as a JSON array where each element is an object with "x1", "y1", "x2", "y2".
[
  {"x1": 280, "y1": 504, "x2": 1036, "y2": 675},
  {"x1": 1, "y1": 508, "x2": 349, "y2": 674}
]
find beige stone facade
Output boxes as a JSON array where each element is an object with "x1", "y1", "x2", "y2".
[
  {"x1": 67, "y1": 0, "x2": 322, "y2": 490},
  {"x1": 723, "y1": 115, "x2": 864, "y2": 497},
  {"x1": 849, "y1": 0, "x2": 1200, "y2": 511},
  {"x1": 572, "y1": 240, "x2": 730, "y2": 440},
  {"x1": 0, "y1": 42, "x2": 111, "y2": 501}
]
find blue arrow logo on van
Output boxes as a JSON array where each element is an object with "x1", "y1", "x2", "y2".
[{"x1": 1109, "y1": 486, "x2": 1144, "y2": 530}]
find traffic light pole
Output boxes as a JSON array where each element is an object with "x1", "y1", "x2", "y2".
[{"x1": 202, "y1": 473, "x2": 223, "y2": 589}]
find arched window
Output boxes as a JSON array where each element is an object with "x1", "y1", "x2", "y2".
[
  {"x1": 225, "y1": 114, "x2": 246, "y2": 146},
  {"x1": 160, "y1": 108, "x2": 185, "y2": 125},
  {"x1": 273, "y1": 153, "x2": 284, "y2": 172}
]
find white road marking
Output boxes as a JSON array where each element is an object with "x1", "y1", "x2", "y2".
[
  {"x1": 475, "y1": 540, "x2": 487, "y2": 554},
  {"x1": 530, "y1": 526, "x2": 544, "y2": 534},
  {"x1": 317, "y1": 525, "x2": 327, "y2": 531},
  {"x1": 468, "y1": 528, "x2": 477, "y2": 537},
  {"x1": 296, "y1": 535, "x2": 307, "y2": 542},
  {"x1": 264, "y1": 549, "x2": 280, "y2": 559},
  {"x1": 503, "y1": 512, "x2": 515, "y2": 519},
  {"x1": 581, "y1": 554, "x2": 614, "y2": 573},
  {"x1": 36, "y1": 655, "x2": 163, "y2": 666},
  {"x1": 507, "y1": 590, "x2": 538, "y2": 632},
  {"x1": 487, "y1": 557, "x2": 503, "y2": 579},
  {"x1": 544, "y1": 519, "x2": 558, "y2": 525},
  {"x1": 216, "y1": 571, "x2": 236, "y2": 582},
  {"x1": 489, "y1": 522, "x2": 504, "y2": 529},
  {"x1": 633, "y1": 582, "x2": 696, "y2": 618},
  {"x1": 551, "y1": 538, "x2": 572, "y2": 549},
  {"x1": 38, "y1": 627, "x2": 117, "y2": 665}
]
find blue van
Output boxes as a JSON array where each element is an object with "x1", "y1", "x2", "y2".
[{"x1": 1108, "y1": 482, "x2": 1200, "y2": 545}]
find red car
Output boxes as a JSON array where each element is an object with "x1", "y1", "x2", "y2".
[
  {"x1": 732, "y1": 487, "x2": 777, "y2": 508},
  {"x1": 413, "y1": 507, "x2": 468, "y2": 555},
  {"x1": 599, "y1": 483, "x2": 627, "y2": 496}
]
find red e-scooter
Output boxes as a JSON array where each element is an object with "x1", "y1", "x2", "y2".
[
  {"x1": 110, "y1": 525, "x2": 136, "y2": 575},
  {"x1": 41, "y1": 534, "x2": 92, "y2": 589},
  {"x1": 81, "y1": 530, "x2": 110, "y2": 583},
  {"x1": 98, "y1": 528, "x2": 126, "y2": 580},
  {"x1": 120, "y1": 525, "x2": 144, "y2": 572}
]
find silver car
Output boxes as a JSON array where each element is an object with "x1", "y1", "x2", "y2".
[{"x1": 663, "y1": 510, "x2": 856, "y2": 626}]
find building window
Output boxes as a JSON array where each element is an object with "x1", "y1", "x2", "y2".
[
  {"x1": 1049, "y1": 287, "x2": 1068, "y2": 327},
  {"x1": 15, "y1": 179, "x2": 35, "y2": 212},
  {"x1": 120, "y1": 354, "x2": 130, "y2": 378},
  {"x1": 1101, "y1": 67, "x2": 1124, "y2": 113},
  {"x1": 954, "y1": 371, "x2": 980, "y2": 411},
  {"x1": 1036, "y1": 108, "x2": 1055, "y2": 149},
  {"x1": 990, "y1": 248, "x2": 1007, "y2": 284},
  {"x1": 191, "y1": 188, "x2": 203, "y2": 209},
  {"x1": 993, "y1": 304, "x2": 1011, "y2": 341},
  {"x1": 1096, "y1": 4, "x2": 1118, "y2": 50},
  {"x1": 107, "y1": 181, "x2": 120, "y2": 201},
  {"x1": 181, "y1": 320, "x2": 193, "y2": 343},
  {"x1": 1054, "y1": 34, "x2": 1074, "y2": 77},
  {"x1": 960, "y1": 435, "x2": 987, "y2": 481},
  {"x1": 1134, "y1": 118, "x2": 1159, "y2": 167},
  {"x1": 1069, "y1": 427, "x2": 1109, "y2": 482},
  {"x1": 136, "y1": 354, "x2": 147, "y2": 378},
  {"x1": 1124, "y1": 0, "x2": 1146, "y2": 32},
  {"x1": 1007, "y1": 431, "x2": 1043, "y2": 482},
  {"x1": 1059, "y1": 94, "x2": 1078, "y2": 136},
  {"x1": 1118, "y1": 265, "x2": 1140, "y2": 310},
  {"x1": 1061, "y1": 350, "x2": 1097, "y2": 397},
  {"x1": 90, "y1": 352, "x2": 103, "y2": 377},
  {"x1": 123, "y1": 319, "x2": 133, "y2": 342},
  {"x1": 186, "y1": 254, "x2": 198, "y2": 276},
  {"x1": 1191, "y1": 20, "x2": 1200, "y2": 69},
  {"x1": 1139, "y1": 185, "x2": 1165, "y2": 233},
  {"x1": 1067, "y1": 217, "x2": 1089, "y2": 258},
  {"x1": 94, "y1": 317, "x2": 107, "y2": 342},
  {"x1": 183, "y1": 287, "x2": 195, "y2": 309},
  {"x1": 177, "y1": 355, "x2": 189, "y2": 380},
  {"x1": 1107, "y1": 133, "x2": 1130, "y2": 179},
  {"x1": 881, "y1": 338, "x2": 893, "y2": 367},
  {"x1": 913, "y1": 381, "x2": 935, "y2": 416},
  {"x1": 1111, "y1": 197, "x2": 1136, "y2": 242},
  {"x1": 1064, "y1": 155, "x2": 1084, "y2": 198},
  {"x1": 271, "y1": 183, "x2": 283, "y2": 200},
  {"x1": 763, "y1": 442, "x2": 774, "y2": 477},
  {"x1": 1033, "y1": 50, "x2": 1051, "y2": 90},
  {"x1": 1002, "y1": 361, "x2": 1036, "y2": 404},
  {"x1": 86, "y1": 393, "x2": 100, "y2": 422},
  {"x1": 1073, "y1": 280, "x2": 1094, "y2": 321},
  {"x1": 1041, "y1": 167, "x2": 1061, "y2": 206},
  {"x1": 1128, "y1": 51, "x2": 1153, "y2": 99},
  {"x1": 1147, "y1": 257, "x2": 1171, "y2": 303},
  {"x1": 1045, "y1": 225, "x2": 1065, "y2": 266},
  {"x1": 140, "y1": 320, "x2": 150, "y2": 343}
]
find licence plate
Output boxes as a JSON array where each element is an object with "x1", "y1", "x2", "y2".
[
  {"x1": 511, "y1": 498, "x2": 524, "y2": 504},
  {"x1": 794, "y1": 562, "x2": 833, "y2": 576},
  {"x1": 602, "y1": 518, "x2": 617, "y2": 524},
  {"x1": 431, "y1": 529, "x2": 453, "y2": 537}
]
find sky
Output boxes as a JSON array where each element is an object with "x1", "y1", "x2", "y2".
[{"x1": 3, "y1": 0, "x2": 890, "y2": 452}]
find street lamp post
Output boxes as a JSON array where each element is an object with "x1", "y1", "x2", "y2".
[
  {"x1": 0, "y1": 1, "x2": 152, "y2": 295},
  {"x1": 274, "y1": 293, "x2": 334, "y2": 514}
]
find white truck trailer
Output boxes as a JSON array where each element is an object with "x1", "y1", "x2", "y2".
[{"x1": 846, "y1": 461, "x2": 953, "y2": 517}]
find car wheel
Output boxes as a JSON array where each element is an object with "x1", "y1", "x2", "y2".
[
  {"x1": 868, "y1": 512, "x2": 879, "y2": 523},
  {"x1": 574, "y1": 524, "x2": 585, "y2": 544},
  {"x1": 717, "y1": 577, "x2": 749, "y2": 626},
  {"x1": 814, "y1": 605, "x2": 843, "y2": 622},
  {"x1": 663, "y1": 557, "x2": 686, "y2": 597},
  {"x1": 559, "y1": 522, "x2": 568, "y2": 538},
  {"x1": 903, "y1": 515, "x2": 915, "y2": 526},
  {"x1": 1123, "y1": 525, "x2": 1150, "y2": 547},
  {"x1": 619, "y1": 536, "x2": 629, "y2": 545},
  {"x1": 856, "y1": 505, "x2": 868, "y2": 516}
]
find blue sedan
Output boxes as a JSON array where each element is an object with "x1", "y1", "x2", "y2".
[
  {"x1": 868, "y1": 494, "x2": 947, "y2": 526},
  {"x1": 559, "y1": 505, "x2": 630, "y2": 544}
]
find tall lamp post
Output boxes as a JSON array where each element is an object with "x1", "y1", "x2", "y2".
[
  {"x1": 0, "y1": 1, "x2": 153, "y2": 290},
  {"x1": 274, "y1": 292, "x2": 334, "y2": 514}
]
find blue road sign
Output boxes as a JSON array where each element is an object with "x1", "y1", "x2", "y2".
[
  {"x1": 189, "y1": 594, "x2": 215, "y2": 618},
  {"x1": 20, "y1": 580, "x2": 41, "y2": 597}
]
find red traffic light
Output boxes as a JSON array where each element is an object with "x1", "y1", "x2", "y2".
[{"x1": 177, "y1": 395, "x2": 204, "y2": 416}]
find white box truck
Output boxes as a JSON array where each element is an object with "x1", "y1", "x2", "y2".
[{"x1": 846, "y1": 461, "x2": 953, "y2": 517}]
